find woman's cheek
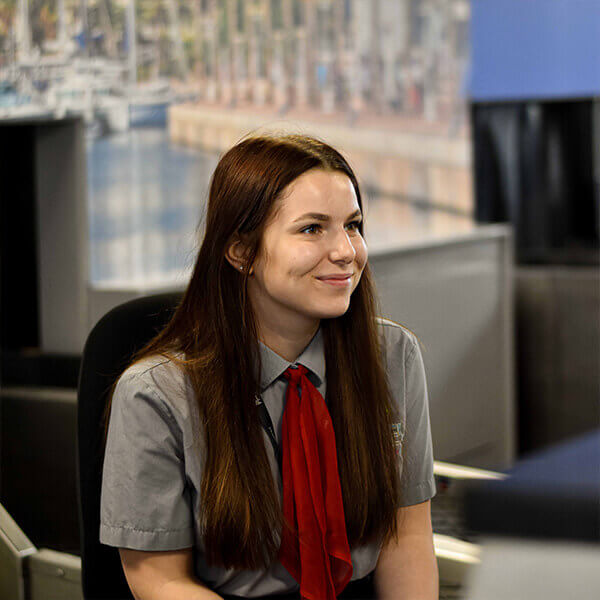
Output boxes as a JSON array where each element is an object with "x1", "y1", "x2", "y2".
[
  {"x1": 295, "y1": 245, "x2": 320, "y2": 268},
  {"x1": 356, "y1": 237, "x2": 368, "y2": 266}
]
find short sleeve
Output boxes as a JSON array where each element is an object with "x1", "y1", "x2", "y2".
[
  {"x1": 398, "y1": 340, "x2": 437, "y2": 506},
  {"x1": 100, "y1": 373, "x2": 194, "y2": 550}
]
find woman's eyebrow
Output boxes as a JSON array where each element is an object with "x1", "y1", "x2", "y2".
[{"x1": 293, "y1": 209, "x2": 362, "y2": 223}]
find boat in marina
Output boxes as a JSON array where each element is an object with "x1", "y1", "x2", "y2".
[
  {"x1": 2, "y1": 0, "x2": 199, "y2": 132},
  {"x1": 0, "y1": 80, "x2": 54, "y2": 121},
  {"x1": 45, "y1": 61, "x2": 130, "y2": 134},
  {"x1": 126, "y1": 79, "x2": 173, "y2": 127}
]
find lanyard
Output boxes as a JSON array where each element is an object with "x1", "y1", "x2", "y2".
[
  {"x1": 255, "y1": 394, "x2": 282, "y2": 475},
  {"x1": 255, "y1": 363, "x2": 300, "y2": 476}
]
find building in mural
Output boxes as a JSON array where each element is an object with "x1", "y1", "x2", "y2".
[
  {"x1": 2, "y1": 0, "x2": 469, "y2": 134},
  {"x1": 168, "y1": 0, "x2": 473, "y2": 227},
  {"x1": 190, "y1": 0, "x2": 469, "y2": 133}
]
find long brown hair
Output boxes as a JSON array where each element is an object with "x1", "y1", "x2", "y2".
[{"x1": 103, "y1": 133, "x2": 406, "y2": 570}]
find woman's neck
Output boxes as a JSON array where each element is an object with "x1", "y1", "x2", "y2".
[{"x1": 259, "y1": 322, "x2": 320, "y2": 363}]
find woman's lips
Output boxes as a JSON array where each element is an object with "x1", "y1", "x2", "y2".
[{"x1": 317, "y1": 276, "x2": 352, "y2": 287}]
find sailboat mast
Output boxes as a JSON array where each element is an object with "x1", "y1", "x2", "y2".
[
  {"x1": 81, "y1": 0, "x2": 89, "y2": 57},
  {"x1": 16, "y1": 0, "x2": 31, "y2": 61},
  {"x1": 127, "y1": 0, "x2": 137, "y2": 87},
  {"x1": 57, "y1": 0, "x2": 67, "y2": 49}
]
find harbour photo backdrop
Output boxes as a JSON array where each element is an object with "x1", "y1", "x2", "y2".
[{"x1": 2, "y1": 0, "x2": 475, "y2": 289}]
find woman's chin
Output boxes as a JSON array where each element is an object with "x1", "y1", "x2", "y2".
[{"x1": 311, "y1": 302, "x2": 351, "y2": 320}]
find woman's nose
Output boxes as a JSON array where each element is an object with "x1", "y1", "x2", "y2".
[{"x1": 329, "y1": 229, "x2": 356, "y2": 262}]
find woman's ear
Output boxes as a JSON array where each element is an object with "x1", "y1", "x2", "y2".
[{"x1": 225, "y1": 232, "x2": 253, "y2": 274}]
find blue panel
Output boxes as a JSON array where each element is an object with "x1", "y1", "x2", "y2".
[{"x1": 469, "y1": 0, "x2": 600, "y2": 101}]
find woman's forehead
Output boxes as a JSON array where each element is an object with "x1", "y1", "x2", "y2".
[{"x1": 277, "y1": 170, "x2": 359, "y2": 217}]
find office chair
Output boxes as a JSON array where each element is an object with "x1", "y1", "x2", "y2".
[{"x1": 76, "y1": 291, "x2": 183, "y2": 600}]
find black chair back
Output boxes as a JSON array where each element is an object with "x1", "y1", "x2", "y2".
[{"x1": 76, "y1": 292, "x2": 183, "y2": 599}]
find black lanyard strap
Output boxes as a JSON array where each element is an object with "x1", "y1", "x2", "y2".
[
  {"x1": 255, "y1": 365, "x2": 301, "y2": 476},
  {"x1": 255, "y1": 395, "x2": 282, "y2": 474}
]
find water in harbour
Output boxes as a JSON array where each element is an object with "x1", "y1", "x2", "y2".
[{"x1": 87, "y1": 128, "x2": 217, "y2": 287}]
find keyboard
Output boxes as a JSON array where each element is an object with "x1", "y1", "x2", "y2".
[
  {"x1": 430, "y1": 461, "x2": 507, "y2": 598},
  {"x1": 432, "y1": 476, "x2": 483, "y2": 544}
]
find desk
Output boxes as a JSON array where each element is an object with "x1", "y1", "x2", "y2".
[{"x1": 462, "y1": 430, "x2": 600, "y2": 599}]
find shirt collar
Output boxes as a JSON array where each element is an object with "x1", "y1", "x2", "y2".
[{"x1": 257, "y1": 325, "x2": 325, "y2": 392}]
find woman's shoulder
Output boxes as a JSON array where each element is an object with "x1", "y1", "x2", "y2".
[
  {"x1": 374, "y1": 316, "x2": 420, "y2": 365},
  {"x1": 117, "y1": 351, "x2": 187, "y2": 387},
  {"x1": 114, "y1": 351, "x2": 192, "y2": 419}
]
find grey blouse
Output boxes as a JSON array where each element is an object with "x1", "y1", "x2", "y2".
[{"x1": 100, "y1": 317, "x2": 436, "y2": 597}]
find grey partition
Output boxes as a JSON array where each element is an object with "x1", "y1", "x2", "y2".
[
  {"x1": 515, "y1": 266, "x2": 600, "y2": 452},
  {"x1": 369, "y1": 224, "x2": 515, "y2": 470}
]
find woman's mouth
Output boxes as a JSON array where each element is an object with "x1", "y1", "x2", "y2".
[{"x1": 316, "y1": 275, "x2": 352, "y2": 287}]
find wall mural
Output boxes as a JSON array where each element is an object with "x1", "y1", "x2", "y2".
[{"x1": 2, "y1": 0, "x2": 473, "y2": 286}]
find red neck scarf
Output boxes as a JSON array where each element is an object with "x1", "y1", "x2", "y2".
[{"x1": 277, "y1": 364, "x2": 353, "y2": 600}]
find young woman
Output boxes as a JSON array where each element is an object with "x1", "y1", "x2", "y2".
[{"x1": 100, "y1": 134, "x2": 438, "y2": 600}]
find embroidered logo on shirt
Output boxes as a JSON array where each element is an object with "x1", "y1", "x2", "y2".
[{"x1": 391, "y1": 422, "x2": 404, "y2": 456}]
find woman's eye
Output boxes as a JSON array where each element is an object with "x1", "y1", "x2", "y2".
[
  {"x1": 300, "y1": 221, "x2": 361, "y2": 234},
  {"x1": 301, "y1": 224, "x2": 321, "y2": 234}
]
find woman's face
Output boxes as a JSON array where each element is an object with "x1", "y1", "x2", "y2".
[{"x1": 248, "y1": 168, "x2": 368, "y2": 333}]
